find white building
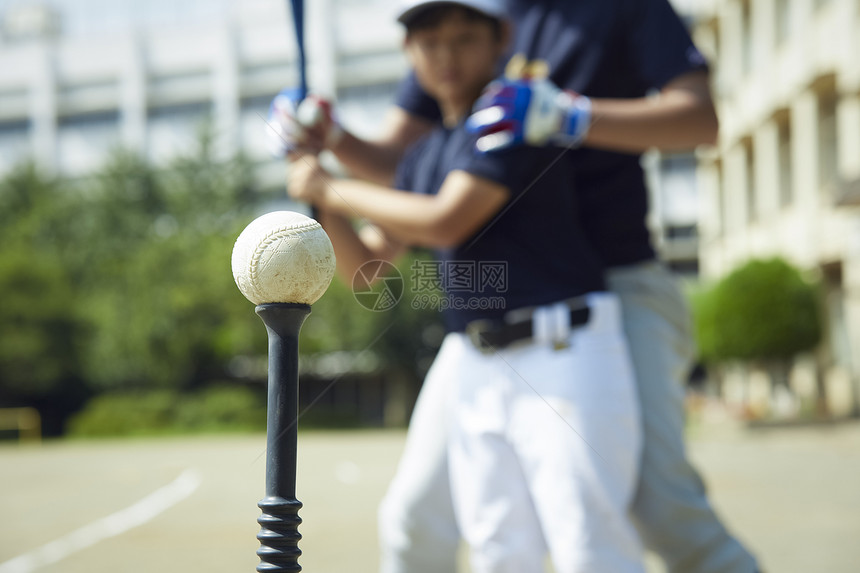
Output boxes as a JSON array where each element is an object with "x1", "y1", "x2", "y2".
[
  {"x1": 692, "y1": 0, "x2": 860, "y2": 416},
  {"x1": 0, "y1": 0, "x2": 703, "y2": 271},
  {"x1": 0, "y1": 0, "x2": 407, "y2": 185}
]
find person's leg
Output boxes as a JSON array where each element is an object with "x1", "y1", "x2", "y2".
[
  {"x1": 447, "y1": 339, "x2": 547, "y2": 572},
  {"x1": 607, "y1": 262, "x2": 759, "y2": 573},
  {"x1": 504, "y1": 293, "x2": 644, "y2": 573},
  {"x1": 448, "y1": 295, "x2": 643, "y2": 572},
  {"x1": 378, "y1": 333, "x2": 462, "y2": 573}
]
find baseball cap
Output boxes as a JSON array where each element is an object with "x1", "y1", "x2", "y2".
[{"x1": 396, "y1": 0, "x2": 507, "y2": 26}]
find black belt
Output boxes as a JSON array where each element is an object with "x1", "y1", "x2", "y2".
[{"x1": 465, "y1": 301, "x2": 591, "y2": 354}]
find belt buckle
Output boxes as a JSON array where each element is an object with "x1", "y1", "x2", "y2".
[{"x1": 465, "y1": 319, "x2": 498, "y2": 355}]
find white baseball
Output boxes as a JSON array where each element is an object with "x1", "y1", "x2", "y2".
[{"x1": 232, "y1": 211, "x2": 336, "y2": 305}]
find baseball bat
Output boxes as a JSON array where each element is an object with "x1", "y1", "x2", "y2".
[
  {"x1": 287, "y1": 0, "x2": 321, "y2": 222},
  {"x1": 289, "y1": 0, "x2": 308, "y2": 102}
]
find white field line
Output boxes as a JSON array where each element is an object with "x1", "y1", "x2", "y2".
[{"x1": 0, "y1": 469, "x2": 202, "y2": 573}]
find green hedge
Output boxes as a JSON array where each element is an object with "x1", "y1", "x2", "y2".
[
  {"x1": 67, "y1": 385, "x2": 267, "y2": 437},
  {"x1": 692, "y1": 257, "x2": 822, "y2": 363}
]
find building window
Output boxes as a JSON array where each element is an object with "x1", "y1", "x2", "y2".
[
  {"x1": 0, "y1": 119, "x2": 31, "y2": 175},
  {"x1": 709, "y1": 22, "x2": 726, "y2": 97},
  {"x1": 775, "y1": 0, "x2": 790, "y2": 47},
  {"x1": 744, "y1": 138, "x2": 756, "y2": 223},
  {"x1": 240, "y1": 95, "x2": 276, "y2": 160},
  {"x1": 778, "y1": 117, "x2": 793, "y2": 207},
  {"x1": 666, "y1": 224, "x2": 698, "y2": 240},
  {"x1": 149, "y1": 72, "x2": 211, "y2": 106},
  {"x1": 43, "y1": 0, "x2": 234, "y2": 39},
  {"x1": 719, "y1": 160, "x2": 730, "y2": 233},
  {"x1": 668, "y1": 259, "x2": 700, "y2": 276},
  {"x1": 818, "y1": 92, "x2": 838, "y2": 193},
  {"x1": 57, "y1": 111, "x2": 120, "y2": 176},
  {"x1": 741, "y1": 0, "x2": 753, "y2": 76},
  {"x1": 147, "y1": 102, "x2": 211, "y2": 165},
  {"x1": 712, "y1": 160, "x2": 724, "y2": 237},
  {"x1": 821, "y1": 262, "x2": 850, "y2": 369},
  {"x1": 658, "y1": 153, "x2": 699, "y2": 225}
]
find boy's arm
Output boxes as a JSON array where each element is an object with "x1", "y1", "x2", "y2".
[
  {"x1": 468, "y1": 70, "x2": 717, "y2": 153},
  {"x1": 585, "y1": 70, "x2": 718, "y2": 151},
  {"x1": 289, "y1": 158, "x2": 509, "y2": 249},
  {"x1": 360, "y1": 69, "x2": 716, "y2": 158}
]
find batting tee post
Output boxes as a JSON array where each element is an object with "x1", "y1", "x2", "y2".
[
  {"x1": 231, "y1": 210, "x2": 335, "y2": 572},
  {"x1": 255, "y1": 302, "x2": 311, "y2": 572}
]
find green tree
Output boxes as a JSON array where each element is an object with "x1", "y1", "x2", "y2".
[
  {"x1": 0, "y1": 163, "x2": 90, "y2": 433},
  {"x1": 73, "y1": 141, "x2": 266, "y2": 391},
  {"x1": 0, "y1": 244, "x2": 82, "y2": 397},
  {"x1": 0, "y1": 127, "x2": 445, "y2": 435},
  {"x1": 0, "y1": 130, "x2": 271, "y2": 433},
  {"x1": 692, "y1": 257, "x2": 823, "y2": 411},
  {"x1": 694, "y1": 258, "x2": 822, "y2": 363}
]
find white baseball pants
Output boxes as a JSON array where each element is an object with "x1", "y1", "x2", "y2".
[
  {"x1": 445, "y1": 293, "x2": 643, "y2": 572},
  {"x1": 378, "y1": 263, "x2": 759, "y2": 573}
]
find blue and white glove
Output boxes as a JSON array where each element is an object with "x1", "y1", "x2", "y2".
[
  {"x1": 266, "y1": 88, "x2": 343, "y2": 157},
  {"x1": 465, "y1": 78, "x2": 592, "y2": 153}
]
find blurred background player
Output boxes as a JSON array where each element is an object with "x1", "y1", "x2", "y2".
[
  {"x1": 285, "y1": 1, "x2": 646, "y2": 569},
  {"x1": 270, "y1": 0, "x2": 760, "y2": 571}
]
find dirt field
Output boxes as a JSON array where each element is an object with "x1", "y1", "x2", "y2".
[{"x1": 1, "y1": 421, "x2": 859, "y2": 572}]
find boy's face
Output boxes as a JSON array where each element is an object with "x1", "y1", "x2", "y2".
[{"x1": 405, "y1": 10, "x2": 507, "y2": 113}]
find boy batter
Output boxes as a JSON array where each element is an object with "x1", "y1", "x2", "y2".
[
  {"x1": 286, "y1": 1, "x2": 644, "y2": 570},
  {"x1": 272, "y1": 0, "x2": 758, "y2": 571}
]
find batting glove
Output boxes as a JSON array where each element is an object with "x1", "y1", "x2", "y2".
[
  {"x1": 465, "y1": 78, "x2": 592, "y2": 153},
  {"x1": 266, "y1": 88, "x2": 343, "y2": 157}
]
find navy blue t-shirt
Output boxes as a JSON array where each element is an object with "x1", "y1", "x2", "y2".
[
  {"x1": 395, "y1": 0, "x2": 708, "y2": 268},
  {"x1": 395, "y1": 122, "x2": 604, "y2": 333}
]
